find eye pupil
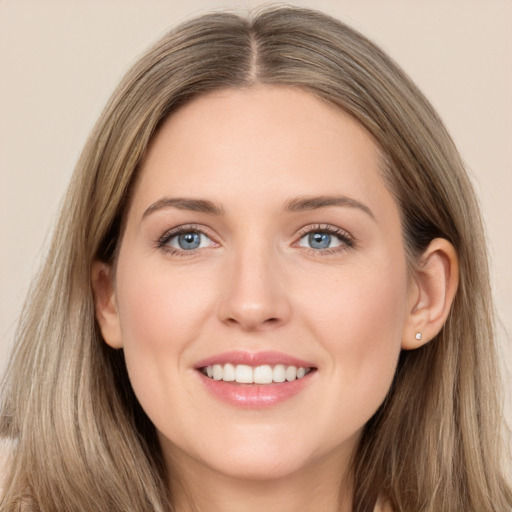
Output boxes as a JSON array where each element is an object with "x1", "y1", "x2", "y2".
[
  {"x1": 309, "y1": 232, "x2": 331, "y2": 249},
  {"x1": 178, "y1": 232, "x2": 201, "y2": 250}
]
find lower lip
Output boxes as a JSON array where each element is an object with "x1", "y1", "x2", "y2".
[{"x1": 198, "y1": 371, "x2": 315, "y2": 408}]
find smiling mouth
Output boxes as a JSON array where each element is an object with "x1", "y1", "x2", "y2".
[{"x1": 200, "y1": 364, "x2": 314, "y2": 384}]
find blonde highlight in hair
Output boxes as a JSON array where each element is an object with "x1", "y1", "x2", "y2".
[{"x1": 1, "y1": 7, "x2": 510, "y2": 511}]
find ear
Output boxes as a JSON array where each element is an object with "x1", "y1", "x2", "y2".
[
  {"x1": 91, "y1": 260, "x2": 123, "y2": 349},
  {"x1": 402, "y1": 238, "x2": 459, "y2": 350}
]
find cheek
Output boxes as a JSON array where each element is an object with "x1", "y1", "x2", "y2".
[
  {"x1": 303, "y1": 258, "x2": 408, "y2": 424},
  {"x1": 113, "y1": 254, "x2": 217, "y2": 415},
  {"x1": 115, "y1": 257, "x2": 214, "y2": 352}
]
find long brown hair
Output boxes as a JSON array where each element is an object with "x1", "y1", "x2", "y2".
[{"x1": 1, "y1": 6, "x2": 510, "y2": 511}]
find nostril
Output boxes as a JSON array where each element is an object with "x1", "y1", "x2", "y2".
[{"x1": 224, "y1": 315, "x2": 282, "y2": 331}]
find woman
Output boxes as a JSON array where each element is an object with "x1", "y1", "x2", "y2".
[{"x1": 1, "y1": 6, "x2": 510, "y2": 512}]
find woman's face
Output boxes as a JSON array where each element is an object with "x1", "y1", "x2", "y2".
[{"x1": 104, "y1": 86, "x2": 414, "y2": 481}]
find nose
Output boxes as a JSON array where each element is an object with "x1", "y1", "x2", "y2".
[{"x1": 217, "y1": 245, "x2": 292, "y2": 332}]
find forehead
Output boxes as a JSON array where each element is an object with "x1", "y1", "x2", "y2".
[{"x1": 131, "y1": 85, "x2": 397, "y2": 221}]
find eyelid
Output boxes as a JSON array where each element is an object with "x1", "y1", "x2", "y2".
[{"x1": 296, "y1": 223, "x2": 355, "y2": 242}]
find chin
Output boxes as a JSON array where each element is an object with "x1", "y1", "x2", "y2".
[{"x1": 207, "y1": 450, "x2": 309, "y2": 481}]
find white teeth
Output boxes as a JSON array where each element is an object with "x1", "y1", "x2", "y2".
[
  {"x1": 235, "y1": 364, "x2": 253, "y2": 383},
  {"x1": 253, "y1": 365, "x2": 273, "y2": 384},
  {"x1": 286, "y1": 365, "x2": 297, "y2": 382},
  {"x1": 202, "y1": 364, "x2": 312, "y2": 384},
  {"x1": 272, "y1": 364, "x2": 286, "y2": 383},
  {"x1": 212, "y1": 364, "x2": 223, "y2": 380},
  {"x1": 223, "y1": 363, "x2": 235, "y2": 382}
]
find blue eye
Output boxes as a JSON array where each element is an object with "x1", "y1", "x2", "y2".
[
  {"x1": 166, "y1": 231, "x2": 212, "y2": 251},
  {"x1": 299, "y1": 230, "x2": 345, "y2": 250},
  {"x1": 308, "y1": 232, "x2": 332, "y2": 249},
  {"x1": 177, "y1": 232, "x2": 201, "y2": 250}
]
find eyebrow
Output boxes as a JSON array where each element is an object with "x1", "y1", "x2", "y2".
[
  {"x1": 142, "y1": 194, "x2": 375, "y2": 221},
  {"x1": 142, "y1": 197, "x2": 225, "y2": 219},
  {"x1": 283, "y1": 195, "x2": 375, "y2": 220}
]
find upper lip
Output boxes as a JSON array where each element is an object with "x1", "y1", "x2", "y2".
[{"x1": 194, "y1": 351, "x2": 316, "y2": 369}]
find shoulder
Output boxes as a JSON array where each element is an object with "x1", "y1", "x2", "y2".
[
  {"x1": 375, "y1": 496, "x2": 394, "y2": 512},
  {"x1": 0, "y1": 437, "x2": 15, "y2": 496}
]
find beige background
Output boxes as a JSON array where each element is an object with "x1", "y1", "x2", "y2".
[{"x1": 1, "y1": 0, "x2": 511, "y2": 432}]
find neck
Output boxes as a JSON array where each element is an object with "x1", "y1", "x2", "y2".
[{"x1": 166, "y1": 445, "x2": 355, "y2": 512}]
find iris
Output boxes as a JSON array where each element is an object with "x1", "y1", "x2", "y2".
[
  {"x1": 308, "y1": 232, "x2": 332, "y2": 249},
  {"x1": 178, "y1": 232, "x2": 201, "y2": 250}
]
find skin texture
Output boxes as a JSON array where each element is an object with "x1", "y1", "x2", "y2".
[{"x1": 93, "y1": 86, "x2": 458, "y2": 512}]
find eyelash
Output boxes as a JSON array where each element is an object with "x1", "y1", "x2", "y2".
[{"x1": 156, "y1": 223, "x2": 356, "y2": 257}]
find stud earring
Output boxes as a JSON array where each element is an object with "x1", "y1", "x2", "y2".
[{"x1": 415, "y1": 332, "x2": 422, "y2": 341}]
